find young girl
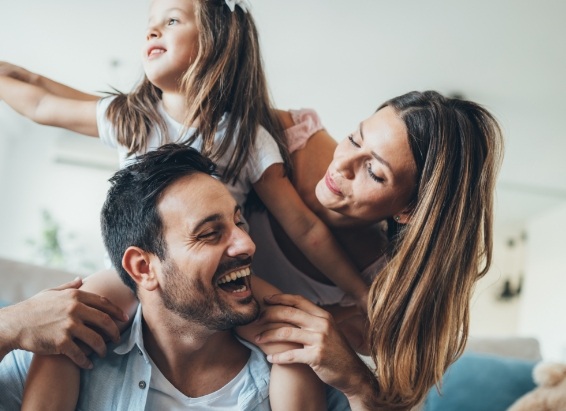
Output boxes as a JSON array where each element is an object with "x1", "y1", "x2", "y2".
[{"x1": 0, "y1": 0, "x2": 369, "y2": 409}]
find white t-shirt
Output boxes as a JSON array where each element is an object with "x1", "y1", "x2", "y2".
[
  {"x1": 145, "y1": 341, "x2": 269, "y2": 410},
  {"x1": 96, "y1": 96, "x2": 283, "y2": 207}
]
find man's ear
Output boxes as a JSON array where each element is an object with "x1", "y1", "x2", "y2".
[{"x1": 122, "y1": 246, "x2": 159, "y2": 291}]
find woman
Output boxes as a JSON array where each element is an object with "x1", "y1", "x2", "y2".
[{"x1": 251, "y1": 90, "x2": 504, "y2": 409}]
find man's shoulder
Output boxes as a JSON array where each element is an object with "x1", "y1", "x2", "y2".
[
  {"x1": 235, "y1": 339, "x2": 271, "y2": 410},
  {"x1": 236, "y1": 339, "x2": 351, "y2": 411},
  {"x1": 0, "y1": 349, "x2": 33, "y2": 409},
  {"x1": 325, "y1": 383, "x2": 353, "y2": 411}
]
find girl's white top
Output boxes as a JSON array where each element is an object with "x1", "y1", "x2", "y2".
[{"x1": 96, "y1": 97, "x2": 283, "y2": 208}]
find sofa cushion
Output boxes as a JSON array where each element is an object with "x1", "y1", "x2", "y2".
[{"x1": 423, "y1": 352, "x2": 537, "y2": 411}]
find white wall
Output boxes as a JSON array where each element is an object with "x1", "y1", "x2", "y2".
[
  {"x1": 0, "y1": 113, "x2": 116, "y2": 275},
  {"x1": 519, "y1": 203, "x2": 566, "y2": 361},
  {"x1": 470, "y1": 227, "x2": 526, "y2": 337}
]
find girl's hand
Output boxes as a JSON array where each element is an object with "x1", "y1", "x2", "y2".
[
  {"x1": 0, "y1": 61, "x2": 35, "y2": 83},
  {"x1": 2, "y1": 278, "x2": 128, "y2": 369},
  {"x1": 254, "y1": 294, "x2": 376, "y2": 399}
]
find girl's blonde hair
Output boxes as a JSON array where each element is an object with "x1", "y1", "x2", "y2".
[
  {"x1": 368, "y1": 91, "x2": 504, "y2": 409},
  {"x1": 106, "y1": 0, "x2": 291, "y2": 183}
]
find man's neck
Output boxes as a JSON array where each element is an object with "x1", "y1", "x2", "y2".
[{"x1": 140, "y1": 305, "x2": 250, "y2": 398}]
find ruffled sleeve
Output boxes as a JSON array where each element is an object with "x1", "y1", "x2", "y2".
[{"x1": 284, "y1": 109, "x2": 324, "y2": 154}]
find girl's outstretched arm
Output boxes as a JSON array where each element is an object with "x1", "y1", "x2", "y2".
[
  {"x1": 21, "y1": 270, "x2": 138, "y2": 411},
  {"x1": 0, "y1": 61, "x2": 99, "y2": 101},
  {"x1": 0, "y1": 74, "x2": 98, "y2": 136},
  {"x1": 253, "y1": 165, "x2": 369, "y2": 312},
  {"x1": 237, "y1": 276, "x2": 326, "y2": 411}
]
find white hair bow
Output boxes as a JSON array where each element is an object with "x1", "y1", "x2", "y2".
[{"x1": 225, "y1": 0, "x2": 251, "y2": 13}]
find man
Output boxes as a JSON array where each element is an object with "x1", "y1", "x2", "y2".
[{"x1": 0, "y1": 144, "x2": 349, "y2": 410}]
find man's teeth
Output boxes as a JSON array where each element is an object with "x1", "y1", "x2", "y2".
[{"x1": 217, "y1": 267, "x2": 251, "y2": 284}]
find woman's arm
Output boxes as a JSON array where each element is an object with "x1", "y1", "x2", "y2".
[
  {"x1": 255, "y1": 293, "x2": 383, "y2": 411},
  {"x1": 0, "y1": 73, "x2": 99, "y2": 136},
  {"x1": 0, "y1": 277, "x2": 127, "y2": 367}
]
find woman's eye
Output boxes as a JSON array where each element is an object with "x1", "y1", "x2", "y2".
[
  {"x1": 348, "y1": 134, "x2": 361, "y2": 148},
  {"x1": 168, "y1": 18, "x2": 179, "y2": 25},
  {"x1": 367, "y1": 164, "x2": 384, "y2": 183}
]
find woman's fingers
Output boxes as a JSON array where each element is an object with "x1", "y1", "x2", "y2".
[
  {"x1": 267, "y1": 348, "x2": 311, "y2": 366},
  {"x1": 264, "y1": 293, "x2": 331, "y2": 318},
  {"x1": 256, "y1": 325, "x2": 318, "y2": 346},
  {"x1": 259, "y1": 294, "x2": 333, "y2": 334}
]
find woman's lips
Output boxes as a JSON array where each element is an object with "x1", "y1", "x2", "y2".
[{"x1": 324, "y1": 171, "x2": 342, "y2": 196}]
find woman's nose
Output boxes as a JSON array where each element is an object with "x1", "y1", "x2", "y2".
[{"x1": 333, "y1": 152, "x2": 356, "y2": 180}]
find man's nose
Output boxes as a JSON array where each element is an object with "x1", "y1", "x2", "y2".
[{"x1": 227, "y1": 226, "x2": 256, "y2": 258}]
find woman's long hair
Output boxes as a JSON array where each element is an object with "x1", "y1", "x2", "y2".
[
  {"x1": 368, "y1": 91, "x2": 504, "y2": 409},
  {"x1": 105, "y1": 0, "x2": 290, "y2": 184}
]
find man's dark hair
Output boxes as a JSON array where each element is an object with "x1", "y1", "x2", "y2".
[{"x1": 101, "y1": 144, "x2": 218, "y2": 293}]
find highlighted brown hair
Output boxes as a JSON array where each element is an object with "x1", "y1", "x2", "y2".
[{"x1": 368, "y1": 91, "x2": 504, "y2": 408}]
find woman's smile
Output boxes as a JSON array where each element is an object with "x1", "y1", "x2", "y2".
[{"x1": 324, "y1": 170, "x2": 343, "y2": 196}]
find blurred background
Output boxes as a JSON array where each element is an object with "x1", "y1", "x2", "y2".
[{"x1": 0, "y1": 0, "x2": 565, "y2": 360}]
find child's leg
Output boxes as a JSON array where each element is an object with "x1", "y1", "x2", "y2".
[
  {"x1": 269, "y1": 363, "x2": 326, "y2": 411},
  {"x1": 22, "y1": 355, "x2": 79, "y2": 411},
  {"x1": 238, "y1": 276, "x2": 326, "y2": 411},
  {"x1": 20, "y1": 269, "x2": 137, "y2": 411}
]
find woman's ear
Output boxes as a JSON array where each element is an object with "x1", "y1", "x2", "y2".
[
  {"x1": 394, "y1": 207, "x2": 413, "y2": 225},
  {"x1": 122, "y1": 246, "x2": 159, "y2": 291}
]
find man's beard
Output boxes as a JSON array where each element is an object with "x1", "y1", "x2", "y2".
[{"x1": 159, "y1": 258, "x2": 259, "y2": 330}]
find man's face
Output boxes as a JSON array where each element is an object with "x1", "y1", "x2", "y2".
[{"x1": 155, "y1": 173, "x2": 259, "y2": 330}]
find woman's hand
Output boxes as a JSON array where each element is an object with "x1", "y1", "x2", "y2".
[
  {"x1": 254, "y1": 293, "x2": 379, "y2": 408},
  {"x1": 0, "y1": 277, "x2": 128, "y2": 369}
]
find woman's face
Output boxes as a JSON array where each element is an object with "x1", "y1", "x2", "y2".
[{"x1": 315, "y1": 106, "x2": 417, "y2": 224}]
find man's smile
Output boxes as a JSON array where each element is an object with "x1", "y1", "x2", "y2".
[{"x1": 216, "y1": 267, "x2": 252, "y2": 294}]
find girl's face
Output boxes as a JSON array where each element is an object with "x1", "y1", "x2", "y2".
[
  {"x1": 143, "y1": 0, "x2": 199, "y2": 92},
  {"x1": 315, "y1": 106, "x2": 418, "y2": 224}
]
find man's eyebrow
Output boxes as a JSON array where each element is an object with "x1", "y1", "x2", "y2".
[
  {"x1": 192, "y1": 205, "x2": 241, "y2": 232},
  {"x1": 359, "y1": 122, "x2": 392, "y2": 171}
]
